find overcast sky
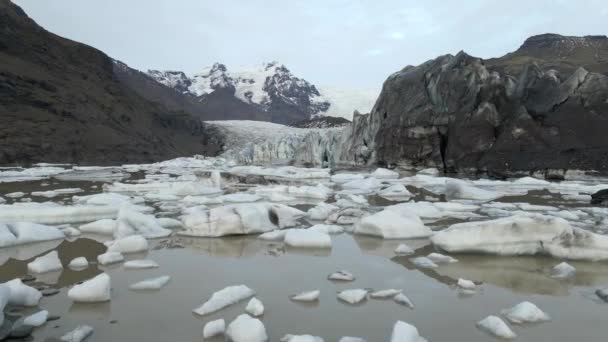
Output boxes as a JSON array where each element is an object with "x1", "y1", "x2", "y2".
[{"x1": 14, "y1": 0, "x2": 608, "y2": 88}]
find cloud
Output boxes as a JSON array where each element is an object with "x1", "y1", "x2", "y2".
[
  {"x1": 387, "y1": 31, "x2": 405, "y2": 40},
  {"x1": 366, "y1": 48, "x2": 385, "y2": 56}
]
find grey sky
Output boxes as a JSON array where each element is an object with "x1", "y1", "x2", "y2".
[{"x1": 14, "y1": 0, "x2": 608, "y2": 88}]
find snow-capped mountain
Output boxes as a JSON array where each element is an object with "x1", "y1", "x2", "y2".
[{"x1": 148, "y1": 62, "x2": 377, "y2": 123}]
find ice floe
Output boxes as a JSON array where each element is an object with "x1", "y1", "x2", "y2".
[
  {"x1": 114, "y1": 207, "x2": 170, "y2": 239},
  {"x1": 290, "y1": 290, "x2": 320, "y2": 302},
  {"x1": 371, "y1": 168, "x2": 399, "y2": 179},
  {"x1": 393, "y1": 293, "x2": 414, "y2": 308},
  {"x1": 476, "y1": 315, "x2": 516, "y2": 339},
  {"x1": 284, "y1": 230, "x2": 332, "y2": 248},
  {"x1": 245, "y1": 297, "x2": 265, "y2": 316},
  {"x1": 426, "y1": 253, "x2": 458, "y2": 264},
  {"x1": 3, "y1": 279, "x2": 41, "y2": 306},
  {"x1": 390, "y1": 321, "x2": 427, "y2": 342},
  {"x1": 97, "y1": 252, "x2": 124, "y2": 265},
  {"x1": 68, "y1": 257, "x2": 88, "y2": 269},
  {"x1": 193, "y1": 285, "x2": 256, "y2": 316},
  {"x1": 431, "y1": 214, "x2": 608, "y2": 260},
  {"x1": 27, "y1": 250, "x2": 63, "y2": 273},
  {"x1": 394, "y1": 243, "x2": 414, "y2": 256},
  {"x1": 457, "y1": 278, "x2": 476, "y2": 290},
  {"x1": 226, "y1": 314, "x2": 268, "y2": 342},
  {"x1": 123, "y1": 259, "x2": 159, "y2": 269},
  {"x1": 0, "y1": 222, "x2": 64, "y2": 248},
  {"x1": 337, "y1": 289, "x2": 368, "y2": 304},
  {"x1": 281, "y1": 334, "x2": 324, "y2": 342},
  {"x1": 339, "y1": 337, "x2": 366, "y2": 342},
  {"x1": 307, "y1": 224, "x2": 344, "y2": 234},
  {"x1": 68, "y1": 273, "x2": 111, "y2": 302},
  {"x1": 501, "y1": 301, "x2": 550, "y2": 323},
  {"x1": 377, "y1": 184, "x2": 412, "y2": 200},
  {"x1": 445, "y1": 180, "x2": 502, "y2": 202},
  {"x1": 354, "y1": 210, "x2": 431, "y2": 239},
  {"x1": 129, "y1": 275, "x2": 171, "y2": 291},
  {"x1": 78, "y1": 219, "x2": 116, "y2": 235},
  {"x1": 0, "y1": 203, "x2": 118, "y2": 225},
  {"x1": 106, "y1": 235, "x2": 149, "y2": 254},
  {"x1": 370, "y1": 289, "x2": 401, "y2": 299},
  {"x1": 203, "y1": 318, "x2": 226, "y2": 339},
  {"x1": 23, "y1": 310, "x2": 48, "y2": 327},
  {"x1": 180, "y1": 203, "x2": 303, "y2": 237},
  {"x1": 410, "y1": 257, "x2": 438, "y2": 269},
  {"x1": 550, "y1": 262, "x2": 576, "y2": 279},
  {"x1": 328, "y1": 270, "x2": 355, "y2": 281},
  {"x1": 60, "y1": 325, "x2": 94, "y2": 342}
]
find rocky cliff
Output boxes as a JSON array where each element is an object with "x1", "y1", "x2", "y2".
[
  {"x1": 0, "y1": 0, "x2": 221, "y2": 165},
  {"x1": 350, "y1": 34, "x2": 608, "y2": 175}
]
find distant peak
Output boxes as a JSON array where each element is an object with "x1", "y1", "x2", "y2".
[
  {"x1": 521, "y1": 33, "x2": 608, "y2": 49},
  {"x1": 210, "y1": 62, "x2": 228, "y2": 72}
]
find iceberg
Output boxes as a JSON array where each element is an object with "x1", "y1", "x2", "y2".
[
  {"x1": 60, "y1": 325, "x2": 94, "y2": 342},
  {"x1": 106, "y1": 235, "x2": 149, "y2": 254},
  {"x1": 550, "y1": 262, "x2": 576, "y2": 279},
  {"x1": 27, "y1": 250, "x2": 63, "y2": 273},
  {"x1": 476, "y1": 315, "x2": 516, "y2": 339},
  {"x1": 501, "y1": 301, "x2": 550, "y2": 324},
  {"x1": 290, "y1": 290, "x2": 320, "y2": 302},
  {"x1": 68, "y1": 257, "x2": 89, "y2": 269},
  {"x1": 114, "y1": 207, "x2": 171, "y2": 239},
  {"x1": 226, "y1": 314, "x2": 268, "y2": 342},
  {"x1": 203, "y1": 319, "x2": 225, "y2": 339},
  {"x1": 354, "y1": 210, "x2": 432, "y2": 239},
  {"x1": 193, "y1": 285, "x2": 255, "y2": 316},
  {"x1": 390, "y1": 321, "x2": 427, "y2": 342},
  {"x1": 245, "y1": 297, "x2": 265, "y2": 316},
  {"x1": 123, "y1": 259, "x2": 159, "y2": 269},
  {"x1": 67, "y1": 273, "x2": 111, "y2": 302},
  {"x1": 337, "y1": 289, "x2": 368, "y2": 304},
  {"x1": 129, "y1": 275, "x2": 171, "y2": 291},
  {"x1": 285, "y1": 230, "x2": 332, "y2": 248},
  {"x1": 3, "y1": 278, "x2": 41, "y2": 306},
  {"x1": 0, "y1": 222, "x2": 64, "y2": 248}
]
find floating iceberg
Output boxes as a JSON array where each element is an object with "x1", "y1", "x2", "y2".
[
  {"x1": 114, "y1": 207, "x2": 170, "y2": 239},
  {"x1": 68, "y1": 273, "x2": 111, "y2": 302},
  {"x1": 129, "y1": 275, "x2": 170, "y2": 291},
  {"x1": 97, "y1": 252, "x2": 124, "y2": 265},
  {"x1": 79, "y1": 219, "x2": 116, "y2": 235},
  {"x1": 328, "y1": 270, "x2": 355, "y2": 281},
  {"x1": 371, "y1": 168, "x2": 399, "y2": 179},
  {"x1": 23, "y1": 310, "x2": 48, "y2": 327},
  {"x1": 281, "y1": 334, "x2": 324, "y2": 342},
  {"x1": 27, "y1": 250, "x2": 63, "y2": 273},
  {"x1": 354, "y1": 210, "x2": 432, "y2": 239},
  {"x1": 550, "y1": 262, "x2": 576, "y2": 279},
  {"x1": 377, "y1": 184, "x2": 412, "y2": 200},
  {"x1": 390, "y1": 321, "x2": 427, "y2": 342},
  {"x1": 393, "y1": 293, "x2": 414, "y2": 308},
  {"x1": 68, "y1": 257, "x2": 88, "y2": 269},
  {"x1": 106, "y1": 235, "x2": 149, "y2": 254},
  {"x1": 180, "y1": 203, "x2": 303, "y2": 237},
  {"x1": 501, "y1": 301, "x2": 550, "y2": 323},
  {"x1": 60, "y1": 325, "x2": 94, "y2": 342},
  {"x1": 431, "y1": 214, "x2": 608, "y2": 260},
  {"x1": 394, "y1": 243, "x2": 414, "y2": 255},
  {"x1": 0, "y1": 222, "x2": 64, "y2": 248},
  {"x1": 476, "y1": 315, "x2": 516, "y2": 339},
  {"x1": 426, "y1": 253, "x2": 458, "y2": 264},
  {"x1": 285, "y1": 230, "x2": 332, "y2": 248},
  {"x1": 457, "y1": 278, "x2": 476, "y2": 290},
  {"x1": 0, "y1": 203, "x2": 118, "y2": 225},
  {"x1": 3, "y1": 278, "x2": 41, "y2": 306},
  {"x1": 203, "y1": 319, "x2": 225, "y2": 339},
  {"x1": 337, "y1": 289, "x2": 368, "y2": 304},
  {"x1": 193, "y1": 285, "x2": 255, "y2": 316},
  {"x1": 370, "y1": 289, "x2": 401, "y2": 299},
  {"x1": 226, "y1": 314, "x2": 268, "y2": 342},
  {"x1": 123, "y1": 259, "x2": 159, "y2": 269},
  {"x1": 245, "y1": 297, "x2": 265, "y2": 316},
  {"x1": 291, "y1": 290, "x2": 320, "y2": 302},
  {"x1": 410, "y1": 257, "x2": 438, "y2": 269},
  {"x1": 445, "y1": 180, "x2": 502, "y2": 202}
]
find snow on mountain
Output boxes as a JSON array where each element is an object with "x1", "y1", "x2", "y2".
[{"x1": 148, "y1": 62, "x2": 377, "y2": 121}]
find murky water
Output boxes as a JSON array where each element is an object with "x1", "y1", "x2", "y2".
[{"x1": 1, "y1": 168, "x2": 608, "y2": 341}]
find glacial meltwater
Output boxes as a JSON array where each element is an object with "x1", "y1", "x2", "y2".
[{"x1": 1, "y1": 159, "x2": 607, "y2": 341}]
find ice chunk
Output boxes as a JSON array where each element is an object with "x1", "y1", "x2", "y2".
[
  {"x1": 377, "y1": 184, "x2": 412, "y2": 200},
  {"x1": 27, "y1": 250, "x2": 63, "y2": 273},
  {"x1": 193, "y1": 285, "x2": 256, "y2": 316},
  {"x1": 390, "y1": 321, "x2": 427, "y2": 342},
  {"x1": 431, "y1": 214, "x2": 608, "y2": 260},
  {"x1": 342, "y1": 177, "x2": 382, "y2": 192},
  {"x1": 328, "y1": 270, "x2": 355, "y2": 281},
  {"x1": 476, "y1": 315, "x2": 516, "y2": 339},
  {"x1": 6, "y1": 192, "x2": 25, "y2": 198},
  {"x1": 290, "y1": 290, "x2": 320, "y2": 302},
  {"x1": 226, "y1": 314, "x2": 268, "y2": 342},
  {"x1": 0, "y1": 222, "x2": 64, "y2": 248},
  {"x1": 60, "y1": 325, "x2": 94, "y2": 342},
  {"x1": 457, "y1": 278, "x2": 476, "y2": 290},
  {"x1": 68, "y1": 257, "x2": 89, "y2": 269},
  {"x1": 281, "y1": 334, "x2": 324, "y2": 342},
  {"x1": 107, "y1": 235, "x2": 148, "y2": 254},
  {"x1": 285, "y1": 230, "x2": 332, "y2": 248},
  {"x1": 370, "y1": 289, "x2": 401, "y2": 299},
  {"x1": 394, "y1": 243, "x2": 414, "y2": 255},
  {"x1": 386, "y1": 202, "x2": 443, "y2": 219},
  {"x1": 23, "y1": 310, "x2": 48, "y2": 327},
  {"x1": 62, "y1": 226, "x2": 81, "y2": 238},
  {"x1": 258, "y1": 230, "x2": 288, "y2": 241},
  {"x1": 3, "y1": 278, "x2": 42, "y2": 306},
  {"x1": 97, "y1": 252, "x2": 124, "y2": 265},
  {"x1": 372, "y1": 168, "x2": 399, "y2": 179},
  {"x1": 0, "y1": 203, "x2": 118, "y2": 225},
  {"x1": 203, "y1": 319, "x2": 226, "y2": 339},
  {"x1": 331, "y1": 173, "x2": 365, "y2": 184},
  {"x1": 307, "y1": 224, "x2": 344, "y2": 234},
  {"x1": 410, "y1": 257, "x2": 438, "y2": 269},
  {"x1": 550, "y1": 262, "x2": 576, "y2": 279},
  {"x1": 157, "y1": 217, "x2": 183, "y2": 229},
  {"x1": 180, "y1": 203, "x2": 303, "y2": 237},
  {"x1": 393, "y1": 293, "x2": 414, "y2": 308},
  {"x1": 335, "y1": 194, "x2": 369, "y2": 209},
  {"x1": 114, "y1": 207, "x2": 170, "y2": 239},
  {"x1": 219, "y1": 194, "x2": 262, "y2": 203},
  {"x1": 427, "y1": 253, "x2": 458, "y2": 264},
  {"x1": 123, "y1": 259, "x2": 159, "y2": 269},
  {"x1": 307, "y1": 203, "x2": 339, "y2": 221},
  {"x1": 245, "y1": 297, "x2": 265, "y2": 316},
  {"x1": 595, "y1": 288, "x2": 608, "y2": 302},
  {"x1": 339, "y1": 338, "x2": 366, "y2": 342},
  {"x1": 79, "y1": 219, "x2": 116, "y2": 235},
  {"x1": 337, "y1": 289, "x2": 368, "y2": 304},
  {"x1": 445, "y1": 180, "x2": 502, "y2": 202},
  {"x1": 129, "y1": 275, "x2": 170, "y2": 291},
  {"x1": 0, "y1": 285, "x2": 9, "y2": 325},
  {"x1": 68, "y1": 273, "x2": 111, "y2": 302},
  {"x1": 501, "y1": 301, "x2": 550, "y2": 324},
  {"x1": 354, "y1": 210, "x2": 432, "y2": 239}
]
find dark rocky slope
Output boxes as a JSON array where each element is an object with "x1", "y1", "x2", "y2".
[
  {"x1": 0, "y1": 0, "x2": 221, "y2": 165},
  {"x1": 351, "y1": 34, "x2": 608, "y2": 175}
]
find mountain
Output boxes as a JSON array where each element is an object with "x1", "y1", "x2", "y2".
[
  {"x1": 148, "y1": 62, "x2": 377, "y2": 123},
  {"x1": 340, "y1": 33, "x2": 608, "y2": 176},
  {"x1": 0, "y1": 0, "x2": 221, "y2": 165}
]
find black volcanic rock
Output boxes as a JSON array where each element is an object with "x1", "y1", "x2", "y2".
[
  {"x1": 291, "y1": 116, "x2": 350, "y2": 128},
  {"x1": 0, "y1": 0, "x2": 221, "y2": 165},
  {"x1": 591, "y1": 189, "x2": 608, "y2": 206},
  {"x1": 361, "y1": 34, "x2": 608, "y2": 174}
]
